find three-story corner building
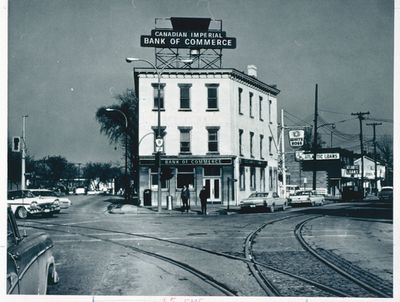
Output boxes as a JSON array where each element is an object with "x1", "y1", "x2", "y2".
[{"x1": 135, "y1": 66, "x2": 280, "y2": 207}]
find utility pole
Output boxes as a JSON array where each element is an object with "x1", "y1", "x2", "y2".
[
  {"x1": 351, "y1": 111, "x2": 370, "y2": 198},
  {"x1": 281, "y1": 109, "x2": 287, "y2": 197},
  {"x1": 312, "y1": 84, "x2": 318, "y2": 191},
  {"x1": 366, "y1": 122, "x2": 382, "y2": 195},
  {"x1": 21, "y1": 115, "x2": 28, "y2": 190}
]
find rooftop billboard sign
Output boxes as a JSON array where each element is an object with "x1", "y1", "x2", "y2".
[{"x1": 141, "y1": 17, "x2": 236, "y2": 49}]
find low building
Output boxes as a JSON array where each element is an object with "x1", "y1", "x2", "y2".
[{"x1": 135, "y1": 66, "x2": 280, "y2": 207}]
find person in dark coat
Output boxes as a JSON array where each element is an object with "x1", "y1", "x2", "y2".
[
  {"x1": 181, "y1": 185, "x2": 190, "y2": 212},
  {"x1": 199, "y1": 186, "x2": 208, "y2": 215}
]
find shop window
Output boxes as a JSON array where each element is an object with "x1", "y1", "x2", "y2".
[
  {"x1": 239, "y1": 129, "x2": 244, "y2": 156},
  {"x1": 178, "y1": 84, "x2": 191, "y2": 110},
  {"x1": 249, "y1": 92, "x2": 254, "y2": 118},
  {"x1": 269, "y1": 167, "x2": 273, "y2": 191},
  {"x1": 152, "y1": 83, "x2": 166, "y2": 110},
  {"x1": 260, "y1": 167, "x2": 265, "y2": 191},
  {"x1": 259, "y1": 96, "x2": 263, "y2": 121},
  {"x1": 206, "y1": 84, "x2": 219, "y2": 110},
  {"x1": 250, "y1": 132, "x2": 254, "y2": 158},
  {"x1": 179, "y1": 127, "x2": 192, "y2": 154},
  {"x1": 150, "y1": 168, "x2": 168, "y2": 189},
  {"x1": 207, "y1": 127, "x2": 219, "y2": 153},
  {"x1": 238, "y1": 88, "x2": 243, "y2": 115},
  {"x1": 239, "y1": 166, "x2": 245, "y2": 191},
  {"x1": 250, "y1": 167, "x2": 256, "y2": 190},
  {"x1": 177, "y1": 167, "x2": 194, "y2": 189},
  {"x1": 269, "y1": 136, "x2": 273, "y2": 155}
]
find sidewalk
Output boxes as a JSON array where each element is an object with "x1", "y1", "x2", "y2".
[{"x1": 108, "y1": 202, "x2": 240, "y2": 216}]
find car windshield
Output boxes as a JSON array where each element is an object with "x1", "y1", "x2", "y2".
[
  {"x1": 296, "y1": 191, "x2": 311, "y2": 196},
  {"x1": 249, "y1": 192, "x2": 268, "y2": 198},
  {"x1": 31, "y1": 190, "x2": 56, "y2": 197}
]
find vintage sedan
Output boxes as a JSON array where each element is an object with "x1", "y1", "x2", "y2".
[
  {"x1": 240, "y1": 192, "x2": 288, "y2": 212},
  {"x1": 378, "y1": 186, "x2": 393, "y2": 201},
  {"x1": 28, "y1": 189, "x2": 72, "y2": 209},
  {"x1": 7, "y1": 190, "x2": 60, "y2": 219},
  {"x1": 288, "y1": 190, "x2": 325, "y2": 206},
  {"x1": 7, "y1": 207, "x2": 59, "y2": 294}
]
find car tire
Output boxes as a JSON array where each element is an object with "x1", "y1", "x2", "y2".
[
  {"x1": 282, "y1": 202, "x2": 287, "y2": 211},
  {"x1": 16, "y1": 207, "x2": 28, "y2": 219},
  {"x1": 269, "y1": 204, "x2": 275, "y2": 213}
]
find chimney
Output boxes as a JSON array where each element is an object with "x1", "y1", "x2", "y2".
[{"x1": 247, "y1": 65, "x2": 257, "y2": 78}]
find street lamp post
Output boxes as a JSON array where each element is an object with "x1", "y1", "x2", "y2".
[
  {"x1": 106, "y1": 108, "x2": 128, "y2": 203},
  {"x1": 126, "y1": 57, "x2": 192, "y2": 213}
]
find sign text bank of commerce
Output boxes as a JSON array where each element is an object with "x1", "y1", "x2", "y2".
[{"x1": 141, "y1": 30, "x2": 236, "y2": 49}]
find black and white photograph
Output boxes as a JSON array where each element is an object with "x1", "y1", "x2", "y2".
[{"x1": 2, "y1": 0, "x2": 398, "y2": 301}]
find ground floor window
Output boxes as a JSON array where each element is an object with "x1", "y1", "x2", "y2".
[
  {"x1": 239, "y1": 166, "x2": 245, "y2": 191},
  {"x1": 204, "y1": 166, "x2": 221, "y2": 177},
  {"x1": 250, "y1": 167, "x2": 256, "y2": 190},
  {"x1": 260, "y1": 167, "x2": 265, "y2": 191},
  {"x1": 150, "y1": 168, "x2": 168, "y2": 189},
  {"x1": 177, "y1": 167, "x2": 194, "y2": 189}
]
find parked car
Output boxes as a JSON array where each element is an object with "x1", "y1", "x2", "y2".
[
  {"x1": 378, "y1": 186, "x2": 393, "y2": 201},
  {"x1": 7, "y1": 206, "x2": 59, "y2": 294},
  {"x1": 28, "y1": 189, "x2": 72, "y2": 209},
  {"x1": 7, "y1": 190, "x2": 60, "y2": 219},
  {"x1": 240, "y1": 192, "x2": 288, "y2": 212},
  {"x1": 288, "y1": 190, "x2": 325, "y2": 206},
  {"x1": 285, "y1": 185, "x2": 300, "y2": 198},
  {"x1": 74, "y1": 187, "x2": 87, "y2": 195}
]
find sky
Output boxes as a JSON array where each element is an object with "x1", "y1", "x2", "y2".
[{"x1": 6, "y1": 0, "x2": 395, "y2": 166}]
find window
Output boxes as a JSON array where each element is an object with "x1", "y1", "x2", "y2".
[
  {"x1": 238, "y1": 88, "x2": 243, "y2": 114},
  {"x1": 206, "y1": 84, "x2": 219, "y2": 110},
  {"x1": 177, "y1": 167, "x2": 194, "y2": 189},
  {"x1": 250, "y1": 132, "x2": 254, "y2": 158},
  {"x1": 179, "y1": 127, "x2": 192, "y2": 154},
  {"x1": 239, "y1": 166, "x2": 245, "y2": 190},
  {"x1": 249, "y1": 92, "x2": 254, "y2": 118},
  {"x1": 152, "y1": 83, "x2": 166, "y2": 110},
  {"x1": 269, "y1": 136, "x2": 273, "y2": 155},
  {"x1": 260, "y1": 168, "x2": 265, "y2": 191},
  {"x1": 269, "y1": 99, "x2": 272, "y2": 123},
  {"x1": 151, "y1": 168, "x2": 168, "y2": 189},
  {"x1": 204, "y1": 166, "x2": 221, "y2": 176},
  {"x1": 269, "y1": 167, "x2": 273, "y2": 191},
  {"x1": 260, "y1": 134, "x2": 264, "y2": 159},
  {"x1": 239, "y1": 129, "x2": 244, "y2": 156},
  {"x1": 259, "y1": 96, "x2": 263, "y2": 121},
  {"x1": 250, "y1": 167, "x2": 256, "y2": 190},
  {"x1": 179, "y1": 84, "x2": 191, "y2": 110},
  {"x1": 207, "y1": 127, "x2": 219, "y2": 153}
]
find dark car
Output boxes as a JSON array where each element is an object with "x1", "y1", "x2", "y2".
[
  {"x1": 7, "y1": 207, "x2": 59, "y2": 294},
  {"x1": 378, "y1": 186, "x2": 393, "y2": 201}
]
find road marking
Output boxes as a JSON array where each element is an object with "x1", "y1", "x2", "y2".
[{"x1": 61, "y1": 219, "x2": 105, "y2": 226}]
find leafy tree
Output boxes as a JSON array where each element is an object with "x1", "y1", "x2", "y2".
[
  {"x1": 377, "y1": 135, "x2": 393, "y2": 167},
  {"x1": 96, "y1": 89, "x2": 138, "y2": 202},
  {"x1": 83, "y1": 162, "x2": 121, "y2": 190}
]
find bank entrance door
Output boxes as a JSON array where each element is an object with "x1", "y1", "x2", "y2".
[{"x1": 203, "y1": 178, "x2": 221, "y2": 203}]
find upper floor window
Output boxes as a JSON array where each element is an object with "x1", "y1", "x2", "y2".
[
  {"x1": 269, "y1": 99, "x2": 272, "y2": 123},
  {"x1": 239, "y1": 129, "x2": 244, "y2": 156},
  {"x1": 238, "y1": 88, "x2": 243, "y2": 115},
  {"x1": 206, "y1": 84, "x2": 219, "y2": 110},
  {"x1": 259, "y1": 96, "x2": 263, "y2": 121},
  {"x1": 249, "y1": 92, "x2": 254, "y2": 118},
  {"x1": 260, "y1": 134, "x2": 264, "y2": 159},
  {"x1": 152, "y1": 83, "x2": 166, "y2": 110},
  {"x1": 178, "y1": 84, "x2": 191, "y2": 110},
  {"x1": 207, "y1": 127, "x2": 219, "y2": 153},
  {"x1": 250, "y1": 131, "x2": 254, "y2": 158},
  {"x1": 179, "y1": 127, "x2": 192, "y2": 154}
]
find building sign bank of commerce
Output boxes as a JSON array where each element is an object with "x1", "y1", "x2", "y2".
[
  {"x1": 163, "y1": 158, "x2": 233, "y2": 166},
  {"x1": 141, "y1": 30, "x2": 236, "y2": 49}
]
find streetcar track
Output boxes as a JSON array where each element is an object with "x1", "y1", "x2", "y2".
[{"x1": 295, "y1": 216, "x2": 392, "y2": 298}]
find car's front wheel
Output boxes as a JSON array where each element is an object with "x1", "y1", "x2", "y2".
[
  {"x1": 16, "y1": 207, "x2": 28, "y2": 219},
  {"x1": 269, "y1": 204, "x2": 275, "y2": 213}
]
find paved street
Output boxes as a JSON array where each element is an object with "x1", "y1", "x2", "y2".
[{"x1": 17, "y1": 194, "x2": 393, "y2": 297}]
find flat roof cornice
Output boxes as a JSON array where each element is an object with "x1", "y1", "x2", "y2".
[{"x1": 135, "y1": 68, "x2": 280, "y2": 96}]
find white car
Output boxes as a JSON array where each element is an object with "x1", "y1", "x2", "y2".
[
  {"x1": 240, "y1": 192, "x2": 288, "y2": 212},
  {"x1": 288, "y1": 190, "x2": 325, "y2": 206},
  {"x1": 7, "y1": 190, "x2": 60, "y2": 219},
  {"x1": 28, "y1": 189, "x2": 72, "y2": 209}
]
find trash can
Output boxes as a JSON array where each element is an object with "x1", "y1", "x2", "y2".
[
  {"x1": 143, "y1": 189, "x2": 152, "y2": 206},
  {"x1": 166, "y1": 195, "x2": 173, "y2": 210}
]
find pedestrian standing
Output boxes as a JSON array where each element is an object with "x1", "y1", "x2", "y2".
[
  {"x1": 199, "y1": 186, "x2": 208, "y2": 215},
  {"x1": 181, "y1": 185, "x2": 190, "y2": 212}
]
